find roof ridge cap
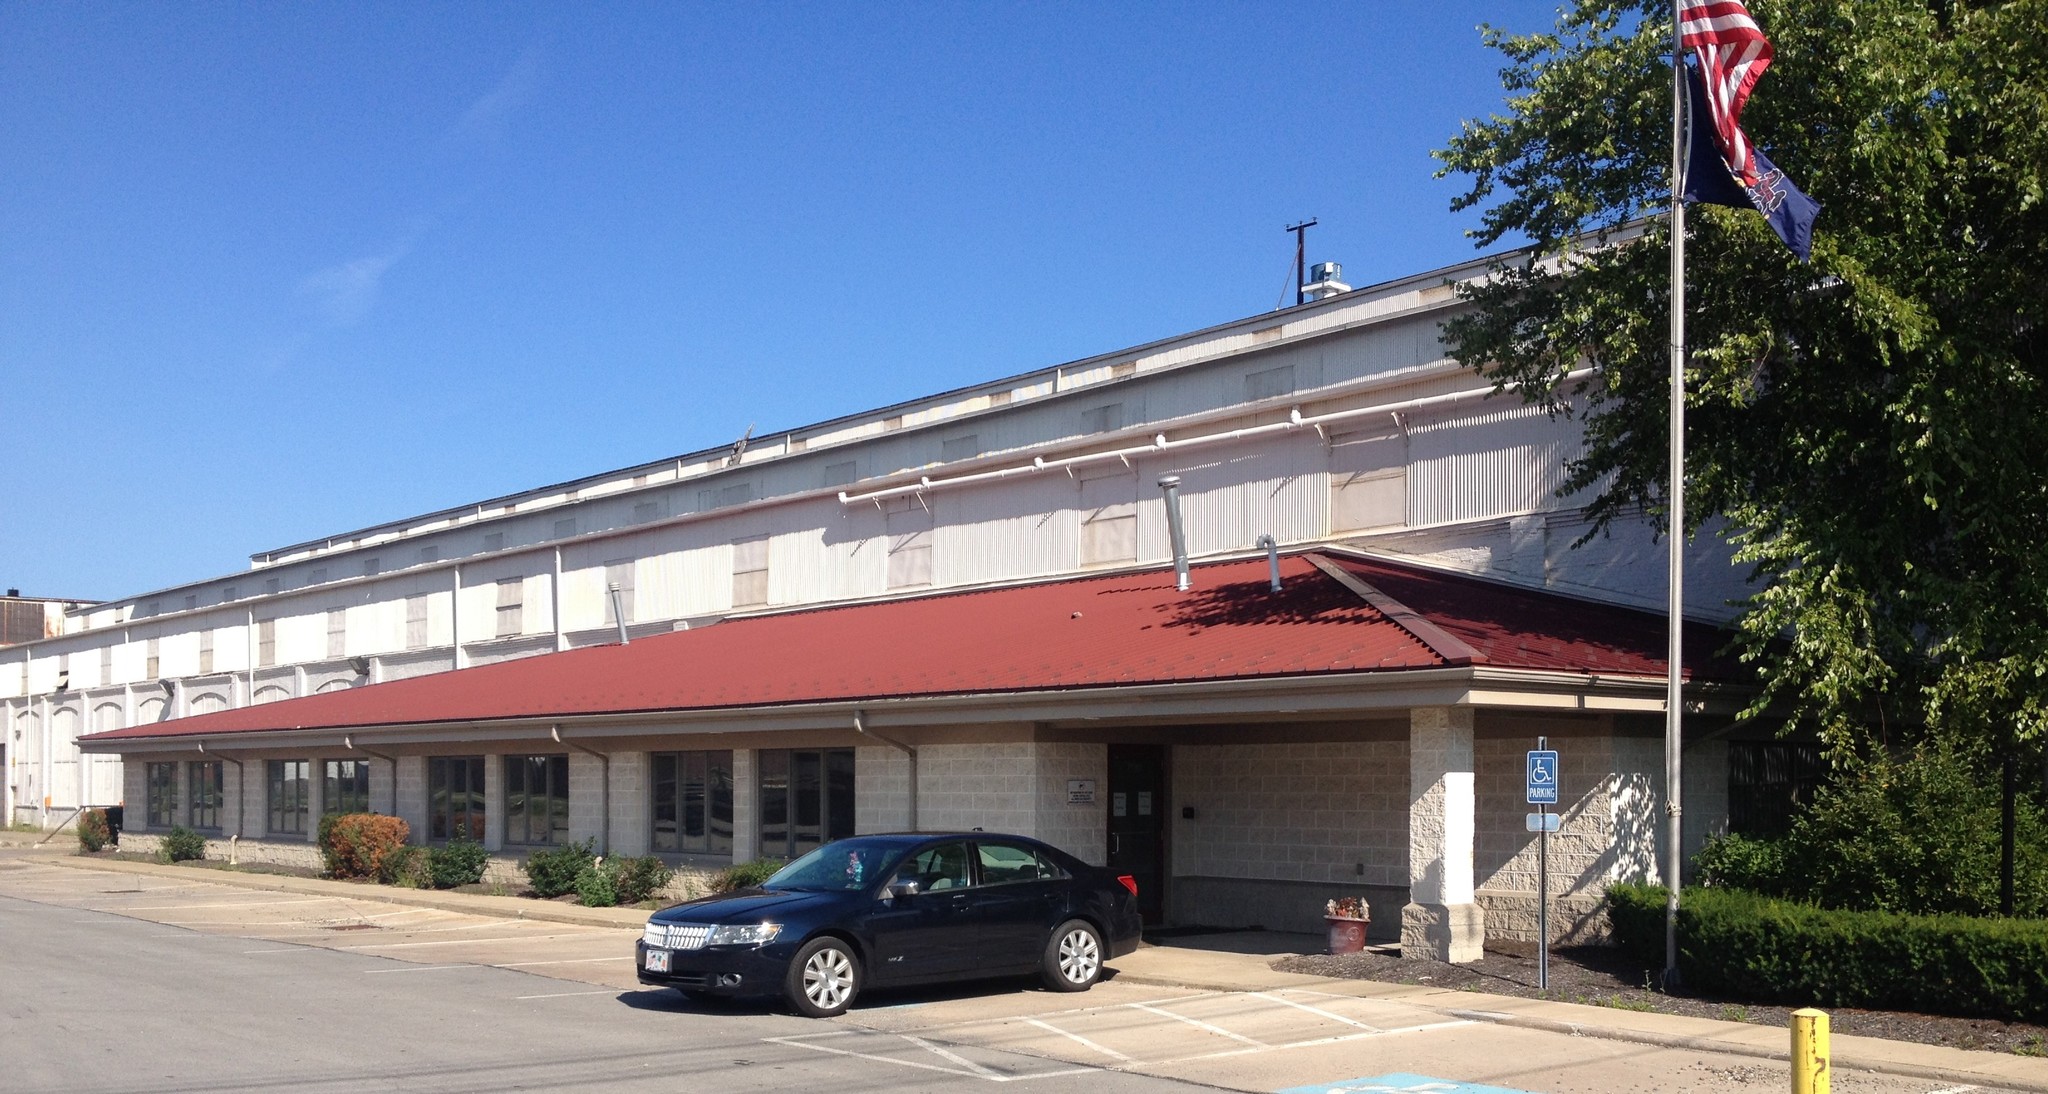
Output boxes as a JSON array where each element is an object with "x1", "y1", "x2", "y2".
[{"x1": 1304, "y1": 553, "x2": 1485, "y2": 667}]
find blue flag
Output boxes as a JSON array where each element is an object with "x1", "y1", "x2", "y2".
[{"x1": 1683, "y1": 64, "x2": 1820, "y2": 261}]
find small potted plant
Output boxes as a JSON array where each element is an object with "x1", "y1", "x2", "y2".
[{"x1": 1325, "y1": 895, "x2": 1369, "y2": 955}]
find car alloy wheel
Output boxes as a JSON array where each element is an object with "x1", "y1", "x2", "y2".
[
  {"x1": 1041, "y1": 920, "x2": 1103, "y2": 992},
  {"x1": 786, "y1": 937, "x2": 860, "y2": 1017}
]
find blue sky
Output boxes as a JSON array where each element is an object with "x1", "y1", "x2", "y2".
[{"x1": 1, "y1": 2, "x2": 1566, "y2": 600}]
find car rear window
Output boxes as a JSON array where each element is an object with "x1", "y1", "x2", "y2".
[{"x1": 976, "y1": 842, "x2": 1066, "y2": 885}]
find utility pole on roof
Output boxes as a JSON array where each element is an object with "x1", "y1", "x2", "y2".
[{"x1": 1285, "y1": 218, "x2": 1317, "y2": 306}]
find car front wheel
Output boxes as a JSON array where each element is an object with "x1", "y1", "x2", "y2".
[
  {"x1": 1041, "y1": 919, "x2": 1103, "y2": 992},
  {"x1": 785, "y1": 937, "x2": 861, "y2": 1017}
]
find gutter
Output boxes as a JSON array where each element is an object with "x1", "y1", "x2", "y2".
[
  {"x1": 853, "y1": 709, "x2": 917, "y2": 831},
  {"x1": 551, "y1": 725, "x2": 609, "y2": 853},
  {"x1": 343, "y1": 734, "x2": 402, "y2": 817}
]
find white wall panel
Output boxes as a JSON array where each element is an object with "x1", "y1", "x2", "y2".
[{"x1": 1408, "y1": 404, "x2": 1582, "y2": 527}]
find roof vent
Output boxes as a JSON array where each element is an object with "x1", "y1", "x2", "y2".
[{"x1": 1303, "y1": 261, "x2": 1351, "y2": 302}]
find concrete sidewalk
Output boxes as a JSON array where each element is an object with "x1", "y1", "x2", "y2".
[{"x1": 40, "y1": 852, "x2": 2048, "y2": 1093}]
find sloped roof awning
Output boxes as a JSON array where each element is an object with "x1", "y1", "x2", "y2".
[{"x1": 80, "y1": 551, "x2": 1741, "y2": 751}]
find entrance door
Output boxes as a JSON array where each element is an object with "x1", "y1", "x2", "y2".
[{"x1": 1106, "y1": 744, "x2": 1166, "y2": 923}]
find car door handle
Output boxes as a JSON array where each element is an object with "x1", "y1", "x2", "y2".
[{"x1": 1110, "y1": 833, "x2": 1120, "y2": 854}]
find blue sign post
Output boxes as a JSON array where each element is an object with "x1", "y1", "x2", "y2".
[{"x1": 1526, "y1": 740, "x2": 1560, "y2": 990}]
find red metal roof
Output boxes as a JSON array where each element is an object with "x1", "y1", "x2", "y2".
[{"x1": 84, "y1": 551, "x2": 1733, "y2": 742}]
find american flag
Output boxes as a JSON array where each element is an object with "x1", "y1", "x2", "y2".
[{"x1": 1679, "y1": 0, "x2": 1774, "y2": 185}]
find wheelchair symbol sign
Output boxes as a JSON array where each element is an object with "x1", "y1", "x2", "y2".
[{"x1": 1526, "y1": 750, "x2": 1559, "y2": 805}]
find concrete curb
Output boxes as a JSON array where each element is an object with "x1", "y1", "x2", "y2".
[
  {"x1": 46, "y1": 854, "x2": 648, "y2": 930},
  {"x1": 38, "y1": 853, "x2": 2048, "y2": 1092}
]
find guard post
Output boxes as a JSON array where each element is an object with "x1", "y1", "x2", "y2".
[{"x1": 1791, "y1": 1008, "x2": 1829, "y2": 1094}]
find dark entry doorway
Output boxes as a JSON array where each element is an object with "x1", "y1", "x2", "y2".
[{"x1": 1107, "y1": 744, "x2": 1166, "y2": 923}]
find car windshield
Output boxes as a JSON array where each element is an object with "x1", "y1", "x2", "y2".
[{"x1": 763, "y1": 839, "x2": 911, "y2": 892}]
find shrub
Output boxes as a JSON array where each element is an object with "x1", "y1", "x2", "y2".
[
  {"x1": 523, "y1": 839, "x2": 597, "y2": 898},
  {"x1": 708, "y1": 858, "x2": 784, "y2": 894},
  {"x1": 76, "y1": 808, "x2": 113, "y2": 853},
  {"x1": 428, "y1": 836, "x2": 491, "y2": 890},
  {"x1": 575, "y1": 865, "x2": 618, "y2": 907},
  {"x1": 160, "y1": 825, "x2": 206, "y2": 863},
  {"x1": 1608, "y1": 883, "x2": 2048, "y2": 1022},
  {"x1": 605, "y1": 856, "x2": 676, "y2": 905},
  {"x1": 318, "y1": 813, "x2": 411, "y2": 880},
  {"x1": 380, "y1": 845, "x2": 431, "y2": 888},
  {"x1": 1694, "y1": 833, "x2": 1790, "y2": 893}
]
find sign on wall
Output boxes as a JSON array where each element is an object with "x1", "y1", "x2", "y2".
[{"x1": 1067, "y1": 779, "x2": 1096, "y2": 806}]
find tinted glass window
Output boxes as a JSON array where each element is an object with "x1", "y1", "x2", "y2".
[
  {"x1": 897, "y1": 842, "x2": 973, "y2": 892},
  {"x1": 976, "y1": 842, "x2": 1060, "y2": 885},
  {"x1": 765, "y1": 839, "x2": 909, "y2": 892}
]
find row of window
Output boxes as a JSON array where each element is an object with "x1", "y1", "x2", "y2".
[{"x1": 150, "y1": 748, "x2": 856, "y2": 854}]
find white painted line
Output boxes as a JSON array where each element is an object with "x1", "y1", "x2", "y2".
[
  {"x1": 1022, "y1": 1017, "x2": 1133, "y2": 1062},
  {"x1": 365, "y1": 965, "x2": 475, "y2": 975},
  {"x1": 125, "y1": 897, "x2": 335, "y2": 912},
  {"x1": 764, "y1": 1035, "x2": 978, "y2": 1079},
  {"x1": 1131, "y1": 1019, "x2": 1473, "y2": 1068},
  {"x1": 336, "y1": 933, "x2": 590, "y2": 951},
  {"x1": 515, "y1": 989, "x2": 617, "y2": 1000},
  {"x1": 241, "y1": 948, "x2": 313, "y2": 954},
  {"x1": 1127, "y1": 1002, "x2": 1267, "y2": 1048},
  {"x1": 902, "y1": 1035, "x2": 1001, "y2": 1079},
  {"x1": 762, "y1": 1035, "x2": 1090, "y2": 1084},
  {"x1": 489, "y1": 957, "x2": 631, "y2": 969},
  {"x1": 1253, "y1": 990, "x2": 1387, "y2": 1031}
]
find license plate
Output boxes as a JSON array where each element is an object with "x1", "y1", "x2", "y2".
[{"x1": 644, "y1": 948, "x2": 671, "y2": 973}]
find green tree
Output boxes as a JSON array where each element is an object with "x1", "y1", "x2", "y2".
[{"x1": 1436, "y1": 0, "x2": 2048, "y2": 909}]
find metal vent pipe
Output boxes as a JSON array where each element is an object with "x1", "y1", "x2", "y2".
[
  {"x1": 1256, "y1": 533, "x2": 1282, "y2": 592},
  {"x1": 1158, "y1": 475, "x2": 1190, "y2": 592}
]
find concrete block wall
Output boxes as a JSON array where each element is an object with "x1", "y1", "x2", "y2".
[
  {"x1": 916, "y1": 742, "x2": 1036, "y2": 833},
  {"x1": 608, "y1": 750, "x2": 651, "y2": 856},
  {"x1": 854, "y1": 745, "x2": 911, "y2": 834},
  {"x1": 1171, "y1": 740, "x2": 1408, "y2": 886},
  {"x1": 567, "y1": 752, "x2": 605, "y2": 847},
  {"x1": 1031, "y1": 742, "x2": 1107, "y2": 866},
  {"x1": 1681, "y1": 736, "x2": 1729, "y2": 877},
  {"x1": 395, "y1": 756, "x2": 427, "y2": 840}
]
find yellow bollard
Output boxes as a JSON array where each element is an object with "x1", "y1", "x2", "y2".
[{"x1": 1791, "y1": 1008, "x2": 1830, "y2": 1094}]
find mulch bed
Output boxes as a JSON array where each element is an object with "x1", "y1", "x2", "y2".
[{"x1": 1275, "y1": 939, "x2": 2048, "y2": 1057}]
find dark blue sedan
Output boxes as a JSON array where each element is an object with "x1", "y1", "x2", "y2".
[{"x1": 636, "y1": 832, "x2": 1143, "y2": 1016}]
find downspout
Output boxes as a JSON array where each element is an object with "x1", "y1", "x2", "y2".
[
  {"x1": 853, "y1": 709, "x2": 917, "y2": 831},
  {"x1": 551, "y1": 725, "x2": 609, "y2": 854},
  {"x1": 1158, "y1": 475, "x2": 1191, "y2": 592},
  {"x1": 197, "y1": 740, "x2": 245, "y2": 860},
  {"x1": 343, "y1": 734, "x2": 401, "y2": 817},
  {"x1": 1255, "y1": 533, "x2": 1282, "y2": 593},
  {"x1": 608, "y1": 585, "x2": 629, "y2": 645}
]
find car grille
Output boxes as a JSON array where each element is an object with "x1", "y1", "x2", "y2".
[{"x1": 643, "y1": 923, "x2": 713, "y2": 951}]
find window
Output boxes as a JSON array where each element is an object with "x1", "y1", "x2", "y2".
[
  {"x1": 603, "y1": 560, "x2": 635, "y2": 626},
  {"x1": 885, "y1": 503, "x2": 933, "y2": 589},
  {"x1": 100, "y1": 645, "x2": 112, "y2": 685},
  {"x1": 221, "y1": 585, "x2": 238, "y2": 601},
  {"x1": 183, "y1": 594, "x2": 197, "y2": 611},
  {"x1": 268, "y1": 760, "x2": 310, "y2": 835},
  {"x1": 495, "y1": 579, "x2": 524, "y2": 638},
  {"x1": 324, "y1": 759, "x2": 371, "y2": 816},
  {"x1": 1080, "y1": 403, "x2": 1122, "y2": 434},
  {"x1": 553, "y1": 517, "x2": 577, "y2": 539},
  {"x1": 198, "y1": 628, "x2": 215, "y2": 674},
  {"x1": 482, "y1": 531, "x2": 505, "y2": 553},
  {"x1": 504, "y1": 754, "x2": 570, "y2": 846},
  {"x1": 428, "y1": 756, "x2": 486, "y2": 842},
  {"x1": 632, "y1": 500, "x2": 662, "y2": 523},
  {"x1": 146, "y1": 763, "x2": 177, "y2": 828},
  {"x1": 145, "y1": 638, "x2": 160, "y2": 679},
  {"x1": 756, "y1": 749, "x2": 855, "y2": 861},
  {"x1": 650, "y1": 751, "x2": 734, "y2": 855},
  {"x1": 309, "y1": 568, "x2": 328, "y2": 585},
  {"x1": 1330, "y1": 429, "x2": 1408, "y2": 534},
  {"x1": 263, "y1": 577, "x2": 281, "y2": 595},
  {"x1": 823, "y1": 461, "x2": 858, "y2": 488},
  {"x1": 405, "y1": 594, "x2": 429, "y2": 649},
  {"x1": 1246, "y1": 363, "x2": 1296, "y2": 400},
  {"x1": 1078, "y1": 469, "x2": 1137, "y2": 566},
  {"x1": 897, "y1": 841, "x2": 973, "y2": 892},
  {"x1": 361, "y1": 556, "x2": 380, "y2": 576},
  {"x1": 327, "y1": 610, "x2": 347, "y2": 659},
  {"x1": 941, "y1": 435, "x2": 980, "y2": 462},
  {"x1": 732, "y1": 536, "x2": 769, "y2": 608},
  {"x1": 976, "y1": 841, "x2": 1066, "y2": 885},
  {"x1": 188, "y1": 760, "x2": 224, "y2": 831},
  {"x1": 418, "y1": 545, "x2": 440, "y2": 565},
  {"x1": 257, "y1": 618, "x2": 276, "y2": 667},
  {"x1": 1729, "y1": 742, "x2": 1826, "y2": 837}
]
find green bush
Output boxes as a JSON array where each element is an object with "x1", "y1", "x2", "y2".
[
  {"x1": 605, "y1": 856, "x2": 675, "y2": 905},
  {"x1": 428, "y1": 836, "x2": 491, "y2": 890},
  {"x1": 708, "y1": 858, "x2": 784, "y2": 894},
  {"x1": 1694, "y1": 833, "x2": 1790, "y2": 893},
  {"x1": 523, "y1": 839, "x2": 597, "y2": 898},
  {"x1": 160, "y1": 826, "x2": 206, "y2": 863},
  {"x1": 575, "y1": 865, "x2": 618, "y2": 907},
  {"x1": 1608, "y1": 883, "x2": 2048, "y2": 1022},
  {"x1": 76, "y1": 808, "x2": 113, "y2": 853},
  {"x1": 317, "y1": 813, "x2": 411, "y2": 880},
  {"x1": 380, "y1": 845, "x2": 430, "y2": 888}
]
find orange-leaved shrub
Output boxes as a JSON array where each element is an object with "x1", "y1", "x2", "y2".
[{"x1": 318, "y1": 812, "x2": 411, "y2": 880}]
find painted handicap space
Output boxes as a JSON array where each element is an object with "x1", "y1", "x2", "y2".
[{"x1": 1279, "y1": 1075, "x2": 1540, "y2": 1094}]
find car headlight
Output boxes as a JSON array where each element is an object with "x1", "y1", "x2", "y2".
[{"x1": 705, "y1": 922, "x2": 783, "y2": 947}]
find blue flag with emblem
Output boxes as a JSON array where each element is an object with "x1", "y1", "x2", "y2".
[{"x1": 1683, "y1": 64, "x2": 1819, "y2": 261}]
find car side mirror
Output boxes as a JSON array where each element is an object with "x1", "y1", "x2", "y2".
[{"x1": 884, "y1": 879, "x2": 920, "y2": 902}]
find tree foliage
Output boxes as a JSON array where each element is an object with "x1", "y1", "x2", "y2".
[{"x1": 1435, "y1": 0, "x2": 2048, "y2": 760}]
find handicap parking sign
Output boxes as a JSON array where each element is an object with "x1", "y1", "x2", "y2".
[{"x1": 1526, "y1": 750, "x2": 1559, "y2": 805}]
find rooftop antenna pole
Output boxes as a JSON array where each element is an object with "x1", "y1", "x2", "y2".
[{"x1": 1285, "y1": 218, "x2": 1317, "y2": 306}]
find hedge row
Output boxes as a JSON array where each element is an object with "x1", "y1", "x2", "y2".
[{"x1": 1609, "y1": 882, "x2": 2048, "y2": 1022}]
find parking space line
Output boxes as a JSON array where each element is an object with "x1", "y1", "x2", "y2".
[
  {"x1": 1252, "y1": 990, "x2": 1387, "y2": 1031},
  {"x1": 335, "y1": 933, "x2": 594, "y2": 951},
  {"x1": 365, "y1": 965, "x2": 476, "y2": 974},
  {"x1": 766, "y1": 1035, "x2": 981, "y2": 1079},
  {"x1": 1127, "y1": 1001, "x2": 1267, "y2": 1047},
  {"x1": 902, "y1": 1035, "x2": 1002, "y2": 1079},
  {"x1": 515, "y1": 989, "x2": 617, "y2": 1000},
  {"x1": 123, "y1": 897, "x2": 336, "y2": 912},
  {"x1": 489, "y1": 957, "x2": 630, "y2": 969},
  {"x1": 1022, "y1": 1017, "x2": 1133, "y2": 1062},
  {"x1": 1136, "y1": 1019, "x2": 1473, "y2": 1067}
]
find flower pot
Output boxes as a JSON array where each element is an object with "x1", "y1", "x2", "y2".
[{"x1": 1326, "y1": 916, "x2": 1367, "y2": 955}]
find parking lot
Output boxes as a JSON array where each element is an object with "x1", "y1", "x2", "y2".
[{"x1": 1, "y1": 851, "x2": 2039, "y2": 1094}]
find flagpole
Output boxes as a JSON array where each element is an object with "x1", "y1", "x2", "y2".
[{"x1": 1664, "y1": 2, "x2": 1688, "y2": 990}]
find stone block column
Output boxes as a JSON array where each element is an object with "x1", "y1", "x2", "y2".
[
  {"x1": 1404, "y1": 706, "x2": 1484, "y2": 962},
  {"x1": 731, "y1": 750, "x2": 757, "y2": 863}
]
